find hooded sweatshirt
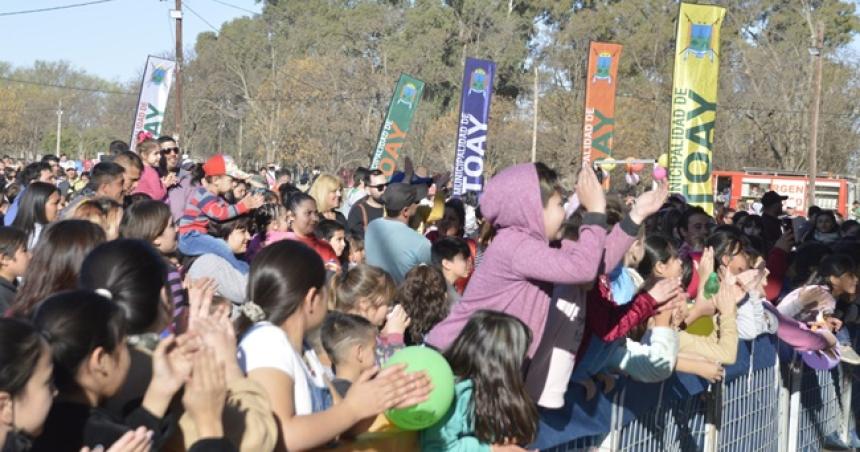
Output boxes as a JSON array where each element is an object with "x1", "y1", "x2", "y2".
[
  {"x1": 426, "y1": 163, "x2": 610, "y2": 357},
  {"x1": 133, "y1": 165, "x2": 167, "y2": 201},
  {"x1": 168, "y1": 173, "x2": 198, "y2": 222}
]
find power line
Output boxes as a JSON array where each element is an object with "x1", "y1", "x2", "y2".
[
  {"x1": 0, "y1": 0, "x2": 118, "y2": 17},
  {"x1": 254, "y1": 94, "x2": 379, "y2": 103},
  {"x1": 183, "y1": 0, "x2": 329, "y2": 95},
  {"x1": 1, "y1": 67, "x2": 853, "y2": 118},
  {"x1": 206, "y1": 0, "x2": 257, "y2": 15},
  {"x1": 558, "y1": 82, "x2": 856, "y2": 118},
  {"x1": 0, "y1": 76, "x2": 134, "y2": 95},
  {"x1": 182, "y1": 2, "x2": 222, "y2": 34},
  {"x1": 0, "y1": 107, "x2": 59, "y2": 112}
]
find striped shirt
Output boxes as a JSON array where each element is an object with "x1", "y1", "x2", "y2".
[
  {"x1": 178, "y1": 187, "x2": 249, "y2": 235},
  {"x1": 166, "y1": 264, "x2": 186, "y2": 335}
]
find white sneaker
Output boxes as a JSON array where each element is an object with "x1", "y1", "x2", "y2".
[{"x1": 839, "y1": 345, "x2": 860, "y2": 365}]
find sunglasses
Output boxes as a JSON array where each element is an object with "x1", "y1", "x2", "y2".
[
  {"x1": 369, "y1": 183, "x2": 388, "y2": 190},
  {"x1": 161, "y1": 147, "x2": 180, "y2": 155}
]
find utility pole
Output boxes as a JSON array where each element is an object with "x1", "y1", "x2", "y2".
[
  {"x1": 172, "y1": 0, "x2": 183, "y2": 144},
  {"x1": 808, "y1": 22, "x2": 824, "y2": 209},
  {"x1": 531, "y1": 65, "x2": 538, "y2": 163},
  {"x1": 55, "y1": 100, "x2": 63, "y2": 155}
]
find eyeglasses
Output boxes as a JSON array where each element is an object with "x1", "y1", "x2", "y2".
[
  {"x1": 369, "y1": 183, "x2": 388, "y2": 191},
  {"x1": 161, "y1": 147, "x2": 180, "y2": 155}
]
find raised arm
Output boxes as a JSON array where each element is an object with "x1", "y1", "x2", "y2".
[{"x1": 510, "y1": 217, "x2": 609, "y2": 284}]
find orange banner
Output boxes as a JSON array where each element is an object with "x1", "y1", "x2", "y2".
[{"x1": 582, "y1": 42, "x2": 622, "y2": 167}]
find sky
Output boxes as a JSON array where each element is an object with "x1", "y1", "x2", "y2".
[{"x1": 0, "y1": 0, "x2": 262, "y2": 83}]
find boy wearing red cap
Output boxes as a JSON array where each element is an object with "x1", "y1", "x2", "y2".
[{"x1": 177, "y1": 154, "x2": 264, "y2": 273}]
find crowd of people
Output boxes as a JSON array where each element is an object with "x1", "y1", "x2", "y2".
[{"x1": 0, "y1": 133, "x2": 856, "y2": 452}]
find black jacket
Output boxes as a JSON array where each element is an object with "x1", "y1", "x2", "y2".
[
  {"x1": 31, "y1": 401, "x2": 172, "y2": 452},
  {"x1": 0, "y1": 276, "x2": 16, "y2": 314}
]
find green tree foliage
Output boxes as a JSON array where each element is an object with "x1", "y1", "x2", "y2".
[
  {"x1": 0, "y1": 0, "x2": 856, "y2": 182},
  {"x1": 0, "y1": 61, "x2": 135, "y2": 159}
]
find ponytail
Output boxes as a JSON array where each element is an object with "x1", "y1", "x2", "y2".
[
  {"x1": 236, "y1": 240, "x2": 325, "y2": 338},
  {"x1": 253, "y1": 203, "x2": 283, "y2": 244}
]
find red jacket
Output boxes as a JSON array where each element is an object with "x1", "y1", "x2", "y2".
[
  {"x1": 575, "y1": 275, "x2": 658, "y2": 366},
  {"x1": 765, "y1": 247, "x2": 789, "y2": 303}
]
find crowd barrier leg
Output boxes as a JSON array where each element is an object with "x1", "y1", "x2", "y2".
[
  {"x1": 605, "y1": 387, "x2": 621, "y2": 451},
  {"x1": 704, "y1": 385, "x2": 719, "y2": 452},
  {"x1": 839, "y1": 364, "x2": 858, "y2": 447},
  {"x1": 786, "y1": 359, "x2": 803, "y2": 452},
  {"x1": 777, "y1": 357, "x2": 793, "y2": 452}
]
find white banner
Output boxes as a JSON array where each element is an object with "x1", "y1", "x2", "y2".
[{"x1": 130, "y1": 56, "x2": 176, "y2": 152}]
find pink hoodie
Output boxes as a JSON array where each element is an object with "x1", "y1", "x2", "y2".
[{"x1": 426, "y1": 163, "x2": 620, "y2": 357}]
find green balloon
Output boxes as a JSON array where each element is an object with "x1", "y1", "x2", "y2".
[
  {"x1": 383, "y1": 346, "x2": 455, "y2": 430},
  {"x1": 704, "y1": 272, "x2": 720, "y2": 299}
]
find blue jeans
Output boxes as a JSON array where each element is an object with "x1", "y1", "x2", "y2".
[
  {"x1": 179, "y1": 231, "x2": 249, "y2": 274},
  {"x1": 836, "y1": 326, "x2": 852, "y2": 346}
]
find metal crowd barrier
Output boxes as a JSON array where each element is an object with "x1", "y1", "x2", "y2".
[{"x1": 538, "y1": 330, "x2": 859, "y2": 452}]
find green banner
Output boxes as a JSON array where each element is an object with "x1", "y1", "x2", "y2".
[{"x1": 370, "y1": 73, "x2": 425, "y2": 177}]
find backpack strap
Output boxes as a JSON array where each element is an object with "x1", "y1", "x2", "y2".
[{"x1": 359, "y1": 202, "x2": 369, "y2": 228}]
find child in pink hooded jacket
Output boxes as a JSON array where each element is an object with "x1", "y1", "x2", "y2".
[
  {"x1": 426, "y1": 161, "x2": 666, "y2": 351},
  {"x1": 426, "y1": 163, "x2": 609, "y2": 356}
]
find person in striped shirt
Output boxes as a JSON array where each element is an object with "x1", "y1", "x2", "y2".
[{"x1": 177, "y1": 154, "x2": 264, "y2": 273}]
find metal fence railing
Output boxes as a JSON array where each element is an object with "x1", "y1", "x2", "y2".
[{"x1": 535, "y1": 331, "x2": 860, "y2": 452}]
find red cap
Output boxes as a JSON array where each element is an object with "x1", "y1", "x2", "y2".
[{"x1": 203, "y1": 154, "x2": 248, "y2": 179}]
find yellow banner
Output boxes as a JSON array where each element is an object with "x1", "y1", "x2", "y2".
[{"x1": 667, "y1": 3, "x2": 725, "y2": 215}]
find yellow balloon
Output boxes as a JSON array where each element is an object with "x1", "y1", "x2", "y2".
[
  {"x1": 686, "y1": 315, "x2": 715, "y2": 336},
  {"x1": 598, "y1": 160, "x2": 616, "y2": 171},
  {"x1": 657, "y1": 153, "x2": 669, "y2": 168}
]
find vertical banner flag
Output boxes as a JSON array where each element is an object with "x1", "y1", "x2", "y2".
[
  {"x1": 667, "y1": 3, "x2": 725, "y2": 215},
  {"x1": 452, "y1": 57, "x2": 496, "y2": 197},
  {"x1": 370, "y1": 74, "x2": 425, "y2": 177},
  {"x1": 130, "y1": 56, "x2": 176, "y2": 152},
  {"x1": 582, "y1": 42, "x2": 622, "y2": 167}
]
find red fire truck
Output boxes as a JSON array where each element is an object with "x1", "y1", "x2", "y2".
[{"x1": 713, "y1": 169, "x2": 858, "y2": 218}]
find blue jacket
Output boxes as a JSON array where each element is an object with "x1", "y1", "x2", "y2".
[
  {"x1": 4, "y1": 187, "x2": 23, "y2": 226},
  {"x1": 420, "y1": 379, "x2": 490, "y2": 452}
]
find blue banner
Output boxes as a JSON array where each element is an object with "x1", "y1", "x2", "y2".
[{"x1": 452, "y1": 57, "x2": 495, "y2": 196}]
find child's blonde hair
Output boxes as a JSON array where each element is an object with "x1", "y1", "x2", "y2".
[
  {"x1": 330, "y1": 264, "x2": 395, "y2": 312},
  {"x1": 136, "y1": 139, "x2": 160, "y2": 159}
]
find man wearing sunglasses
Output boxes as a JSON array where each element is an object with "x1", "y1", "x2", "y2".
[
  {"x1": 347, "y1": 169, "x2": 388, "y2": 237},
  {"x1": 157, "y1": 136, "x2": 182, "y2": 173}
]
